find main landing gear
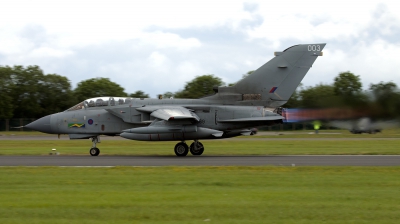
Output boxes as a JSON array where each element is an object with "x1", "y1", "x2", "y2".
[
  {"x1": 174, "y1": 140, "x2": 204, "y2": 157},
  {"x1": 89, "y1": 136, "x2": 100, "y2": 156}
]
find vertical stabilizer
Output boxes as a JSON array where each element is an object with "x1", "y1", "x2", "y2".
[{"x1": 231, "y1": 43, "x2": 325, "y2": 106}]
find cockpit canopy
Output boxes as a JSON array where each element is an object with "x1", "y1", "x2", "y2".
[{"x1": 66, "y1": 97, "x2": 133, "y2": 111}]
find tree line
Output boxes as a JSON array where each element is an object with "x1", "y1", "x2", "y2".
[
  {"x1": 1, "y1": 65, "x2": 399, "y2": 119},
  {"x1": 285, "y1": 72, "x2": 400, "y2": 119}
]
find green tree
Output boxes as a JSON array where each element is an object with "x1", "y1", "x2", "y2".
[
  {"x1": 333, "y1": 71, "x2": 366, "y2": 107},
  {"x1": 333, "y1": 72, "x2": 362, "y2": 96},
  {"x1": 299, "y1": 84, "x2": 338, "y2": 108},
  {"x1": 174, "y1": 74, "x2": 224, "y2": 99},
  {"x1": 129, "y1": 90, "x2": 149, "y2": 98},
  {"x1": 4, "y1": 65, "x2": 76, "y2": 118},
  {"x1": 8, "y1": 65, "x2": 46, "y2": 118},
  {"x1": 163, "y1": 92, "x2": 174, "y2": 99},
  {"x1": 74, "y1": 78, "x2": 127, "y2": 102},
  {"x1": 0, "y1": 66, "x2": 14, "y2": 119},
  {"x1": 369, "y1": 81, "x2": 400, "y2": 118},
  {"x1": 39, "y1": 74, "x2": 76, "y2": 116},
  {"x1": 370, "y1": 81, "x2": 397, "y2": 98}
]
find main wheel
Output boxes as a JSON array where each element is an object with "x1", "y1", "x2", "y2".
[
  {"x1": 174, "y1": 143, "x2": 189, "y2": 157},
  {"x1": 90, "y1": 147, "x2": 100, "y2": 156},
  {"x1": 190, "y1": 142, "x2": 204, "y2": 156}
]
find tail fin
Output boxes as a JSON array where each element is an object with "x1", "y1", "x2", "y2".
[{"x1": 207, "y1": 43, "x2": 325, "y2": 107}]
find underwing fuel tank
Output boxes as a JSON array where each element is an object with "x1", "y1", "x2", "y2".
[
  {"x1": 120, "y1": 127, "x2": 223, "y2": 141},
  {"x1": 123, "y1": 125, "x2": 198, "y2": 134}
]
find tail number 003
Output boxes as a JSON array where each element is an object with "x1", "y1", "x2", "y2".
[{"x1": 308, "y1": 45, "x2": 321, "y2": 51}]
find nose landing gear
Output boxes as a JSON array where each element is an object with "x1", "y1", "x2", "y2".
[
  {"x1": 89, "y1": 136, "x2": 100, "y2": 156},
  {"x1": 90, "y1": 147, "x2": 100, "y2": 156}
]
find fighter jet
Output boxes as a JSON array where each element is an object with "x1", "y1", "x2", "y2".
[{"x1": 25, "y1": 43, "x2": 325, "y2": 156}]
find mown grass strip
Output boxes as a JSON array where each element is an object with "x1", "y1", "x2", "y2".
[
  {"x1": 0, "y1": 167, "x2": 399, "y2": 224},
  {"x1": 1, "y1": 139, "x2": 400, "y2": 155}
]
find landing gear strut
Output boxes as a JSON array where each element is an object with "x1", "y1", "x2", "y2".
[
  {"x1": 190, "y1": 140, "x2": 204, "y2": 156},
  {"x1": 174, "y1": 142, "x2": 188, "y2": 157},
  {"x1": 90, "y1": 136, "x2": 100, "y2": 156}
]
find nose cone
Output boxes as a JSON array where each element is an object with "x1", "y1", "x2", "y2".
[{"x1": 25, "y1": 115, "x2": 53, "y2": 133}]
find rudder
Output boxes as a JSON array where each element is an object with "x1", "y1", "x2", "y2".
[{"x1": 234, "y1": 43, "x2": 325, "y2": 105}]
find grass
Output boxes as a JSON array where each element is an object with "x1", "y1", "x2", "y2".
[
  {"x1": 250, "y1": 128, "x2": 400, "y2": 138},
  {"x1": 0, "y1": 166, "x2": 399, "y2": 224},
  {"x1": 3, "y1": 128, "x2": 400, "y2": 137},
  {"x1": 1, "y1": 139, "x2": 400, "y2": 155},
  {"x1": 0, "y1": 131, "x2": 51, "y2": 136},
  {"x1": 1, "y1": 129, "x2": 400, "y2": 155}
]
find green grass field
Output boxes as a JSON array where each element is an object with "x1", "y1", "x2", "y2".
[
  {"x1": 1, "y1": 167, "x2": 399, "y2": 224},
  {"x1": 1, "y1": 138, "x2": 400, "y2": 155},
  {"x1": 1, "y1": 132, "x2": 400, "y2": 223}
]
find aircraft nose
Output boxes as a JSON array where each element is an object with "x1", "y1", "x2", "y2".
[{"x1": 25, "y1": 115, "x2": 53, "y2": 133}]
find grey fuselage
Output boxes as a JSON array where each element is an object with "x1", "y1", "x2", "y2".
[{"x1": 41, "y1": 97, "x2": 280, "y2": 140}]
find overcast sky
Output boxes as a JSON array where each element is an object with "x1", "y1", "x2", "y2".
[{"x1": 1, "y1": 0, "x2": 400, "y2": 97}]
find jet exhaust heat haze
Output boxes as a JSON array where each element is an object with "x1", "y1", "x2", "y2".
[{"x1": 25, "y1": 43, "x2": 326, "y2": 156}]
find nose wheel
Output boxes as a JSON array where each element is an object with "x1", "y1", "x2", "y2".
[
  {"x1": 90, "y1": 147, "x2": 100, "y2": 156},
  {"x1": 90, "y1": 136, "x2": 100, "y2": 156}
]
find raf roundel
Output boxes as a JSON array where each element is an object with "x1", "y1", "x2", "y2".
[{"x1": 88, "y1": 119, "x2": 94, "y2": 125}]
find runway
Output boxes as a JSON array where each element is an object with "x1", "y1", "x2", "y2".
[{"x1": 1, "y1": 155, "x2": 399, "y2": 166}]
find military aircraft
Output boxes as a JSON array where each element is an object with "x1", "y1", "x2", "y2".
[{"x1": 25, "y1": 43, "x2": 325, "y2": 156}]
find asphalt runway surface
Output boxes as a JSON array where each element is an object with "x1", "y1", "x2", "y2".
[{"x1": 1, "y1": 155, "x2": 399, "y2": 166}]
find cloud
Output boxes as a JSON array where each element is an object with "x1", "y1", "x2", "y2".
[{"x1": 1, "y1": 0, "x2": 400, "y2": 98}]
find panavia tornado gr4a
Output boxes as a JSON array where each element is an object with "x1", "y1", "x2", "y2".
[{"x1": 25, "y1": 43, "x2": 325, "y2": 156}]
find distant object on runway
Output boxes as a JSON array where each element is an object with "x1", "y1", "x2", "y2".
[{"x1": 330, "y1": 117, "x2": 399, "y2": 134}]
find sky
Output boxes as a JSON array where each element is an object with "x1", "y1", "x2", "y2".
[{"x1": 1, "y1": 0, "x2": 400, "y2": 97}]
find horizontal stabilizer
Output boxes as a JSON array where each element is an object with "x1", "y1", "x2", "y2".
[{"x1": 218, "y1": 116, "x2": 284, "y2": 123}]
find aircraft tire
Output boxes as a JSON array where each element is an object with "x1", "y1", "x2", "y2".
[
  {"x1": 190, "y1": 142, "x2": 204, "y2": 156},
  {"x1": 90, "y1": 147, "x2": 100, "y2": 156},
  {"x1": 174, "y1": 143, "x2": 188, "y2": 157}
]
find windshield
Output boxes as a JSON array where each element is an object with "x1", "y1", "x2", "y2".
[{"x1": 66, "y1": 97, "x2": 132, "y2": 111}]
